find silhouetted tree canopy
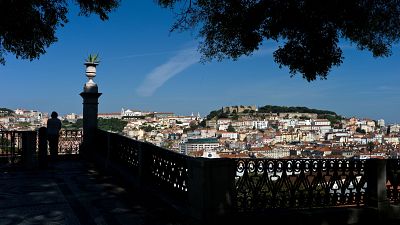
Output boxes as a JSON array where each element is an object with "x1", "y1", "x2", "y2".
[
  {"x1": 0, "y1": 108, "x2": 14, "y2": 116},
  {"x1": 258, "y1": 105, "x2": 337, "y2": 115},
  {"x1": 0, "y1": 0, "x2": 119, "y2": 65},
  {"x1": 158, "y1": 0, "x2": 400, "y2": 81}
]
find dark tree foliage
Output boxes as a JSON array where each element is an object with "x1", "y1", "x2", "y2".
[
  {"x1": 258, "y1": 105, "x2": 336, "y2": 115},
  {"x1": 157, "y1": 0, "x2": 400, "y2": 81},
  {"x1": 98, "y1": 118, "x2": 127, "y2": 133},
  {"x1": 367, "y1": 141, "x2": 375, "y2": 152},
  {"x1": 141, "y1": 125, "x2": 155, "y2": 132},
  {"x1": 0, "y1": 108, "x2": 14, "y2": 116},
  {"x1": 199, "y1": 119, "x2": 206, "y2": 127},
  {"x1": 356, "y1": 127, "x2": 366, "y2": 134},
  {"x1": 63, "y1": 119, "x2": 83, "y2": 129},
  {"x1": 0, "y1": 0, "x2": 119, "y2": 65},
  {"x1": 317, "y1": 114, "x2": 344, "y2": 125},
  {"x1": 227, "y1": 124, "x2": 236, "y2": 132},
  {"x1": 206, "y1": 109, "x2": 223, "y2": 120}
]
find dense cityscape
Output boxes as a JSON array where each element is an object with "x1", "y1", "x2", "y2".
[
  {"x1": 2, "y1": 1, "x2": 400, "y2": 224},
  {"x1": 1, "y1": 105, "x2": 399, "y2": 160}
]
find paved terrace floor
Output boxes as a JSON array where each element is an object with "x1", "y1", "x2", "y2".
[{"x1": 0, "y1": 159, "x2": 191, "y2": 225}]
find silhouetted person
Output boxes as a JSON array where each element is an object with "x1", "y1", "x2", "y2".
[{"x1": 47, "y1": 111, "x2": 62, "y2": 160}]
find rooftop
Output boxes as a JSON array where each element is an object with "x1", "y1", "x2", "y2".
[{"x1": 187, "y1": 138, "x2": 219, "y2": 144}]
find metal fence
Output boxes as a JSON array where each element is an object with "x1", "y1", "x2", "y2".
[
  {"x1": 233, "y1": 158, "x2": 367, "y2": 211},
  {"x1": 91, "y1": 130, "x2": 400, "y2": 221},
  {"x1": 96, "y1": 129, "x2": 189, "y2": 201},
  {"x1": 0, "y1": 128, "x2": 82, "y2": 168},
  {"x1": 386, "y1": 159, "x2": 400, "y2": 204},
  {"x1": 0, "y1": 130, "x2": 23, "y2": 167},
  {"x1": 58, "y1": 129, "x2": 82, "y2": 155}
]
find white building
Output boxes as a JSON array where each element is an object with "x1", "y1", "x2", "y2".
[
  {"x1": 231, "y1": 120, "x2": 253, "y2": 130},
  {"x1": 66, "y1": 113, "x2": 78, "y2": 120},
  {"x1": 98, "y1": 112, "x2": 122, "y2": 119},
  {"x1": 252, "y1": 120, "x2": 268, "y2": 130},
  {"x1": 216, "y1": 131, "x2": 238, "y2": 140},
  {"x1": 377, "y1": 119, "x2": 385, "y2": 127},
  {"x1": 312, "y1": 119, "x2": 331, "y2": 126},
  {"x1": 390, "y1": 124, "x2": 400, "y2": 133},
  {"x1": 180, "y1": 138, "x2": 219, "y2": 155},
  {"x1": 217, "y1": 118, "x2": 232, "y2": 125},
  {"x1": 199, "y1": 129, "x2": 217, "y2": 138},
  {"x1": 121, "y1": 108, "x2": 143, "y2": 117},
  {"x1": 218, "y1": 124, "x2": 229, "y2": 131},
  {"x1": 14, "y1": 109, "x2": 24, "y2": 115}
]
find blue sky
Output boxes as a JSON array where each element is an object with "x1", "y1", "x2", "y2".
[{"x1": 0, "y1": 1, "x2": 399, "y2": 123}]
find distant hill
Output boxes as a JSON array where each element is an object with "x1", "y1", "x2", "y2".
[
  {"x1": 258, "y1": 105, "x2": 337, "y2": 115},
  {"x1": 0, "y1": 108, "x2": 14, "y2": 116},
  {"x1": 206, "y1": 105, "x2": 338, "y2": 120},
  {"x1": 206, "y1": 109, "x2": 224, "y2": 120},
  {"x1": 204, "y1": 105, "x2": 344, "y2": 128}
]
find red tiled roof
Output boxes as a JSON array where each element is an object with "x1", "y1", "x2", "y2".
[{"x1": 251, "y1": 146, "x2": 272, "y2": 151}]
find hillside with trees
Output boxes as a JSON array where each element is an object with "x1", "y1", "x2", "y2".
[
  {"x1": 258, "y1": 105, "x2": 336, "y2": 115},
  {"x1": 62, "y1": 118, "x2": 127, "y2": 133},
  {"x1": 0, "y1": 108, "x2": 14, "y2": 117},
  {"x1": 205, "y1": 105, "x2": 343, "y2": 123}
]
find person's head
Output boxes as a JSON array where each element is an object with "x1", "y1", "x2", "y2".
[{"x1": 51, "y1": 111, "x2": 58, "y2": 118}]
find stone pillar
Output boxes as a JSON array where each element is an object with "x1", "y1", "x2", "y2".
[
  {"x1": 367, "y1": 159, "x2": 389, "y2": 207},
  {"x1": 80, "y1": 92, "x2": 101, "y2": 155},
  {"x1": 80, "y1": 60, "x2": 101, "y2": 156},
  {"x1": 21, "y1": 131, "x2": 37, "y2": 169},
  {"x1": 38, "y1": 127, "x2": 48, "y2": 168},
  {"x1": 187, "y1": 158, "x2": 236, "y2": 222},
  {"x1": 366, "y1": 159, "x2": 390, "y2": 220}
]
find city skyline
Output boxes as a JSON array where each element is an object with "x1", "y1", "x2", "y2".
[
  {"x1": 2, "y1": 105, "x2": 396, "y2": 127},
  {"x1": 0, "y1": 1, "x2": 399, "y2": 123}
]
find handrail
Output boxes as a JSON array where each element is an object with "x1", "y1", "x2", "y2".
[
  {"x1": 96, "y1": 129, "x2": 189, "y2": 201},
  {"x1": 94, "y1": 129, "x2": 400, "y2": 220},
  {"x1": 58, "y1": 129, "x2": 82, "y2": 155},
  {"x1": 0, "y1": 130, "x2": 23, "y2": 166},
  {"x1": 233, "y1": 158, "x2": 367, "y2": 211}
]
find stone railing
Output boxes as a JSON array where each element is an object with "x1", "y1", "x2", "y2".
[
  {"x1": 92, "y1": 130, "x2": 400, "y2": 223},
  {"x1": 233, "y1": 159, "x2": 368, "y2": 211},
  {"x1": 386, "y1": 159, "x2": 400, "y2": 205},
  {"x1": 5, "y1": 128, "x2": 396, "y2": 222},
  {"x1": 37, "y1": 127, "x2": 82, "y2": 157},
  {"x1": 0, "y1": 130, "x2": 36, "y2": 169},
  {"x1": 0, "y1": 128, "x2": 82, "y2": 169},
  {"x1": 95, "y1": 129, "x2": 189, "y2": 201},
  {"x1": 58, "y1": 129, "x2": 82, "y2": 155},
  {"x1": 0, "y1": 130, "x2": 24, "y2": 166}
]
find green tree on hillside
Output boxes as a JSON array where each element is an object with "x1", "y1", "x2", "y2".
[
  {"x1": 98, "y1": 118, "x2": 127, "y2": 133},
  {"x1": 63, "y1": 119, "x2": 83, "y2": 130},
  {"x1": 317, "y1": 114, "x2": 344, "y2": 125},
  {"x1": 356, "y1": 127, "x2": 366, "y2": 134},
  {"x1": 258, "y1": 105, "x2": 336, "y2": 115},
  {"x1": 0, "y1": 108, "x2": 14, "y2": 116},
  {"x1": 227, "y1": 124, "x2": 236, "y2": 132}
]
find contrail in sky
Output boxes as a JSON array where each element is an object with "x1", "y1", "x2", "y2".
[
  {"x1": 136, "y1": 48, "x2": 199, "y2": 97},
  {"x1": 104, "y1": 49, "x2": 187, "y2": 61}
]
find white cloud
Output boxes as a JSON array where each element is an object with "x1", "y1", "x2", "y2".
[{"x1": 136, "y1": 48, "x2": 199, "y2": 96}]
